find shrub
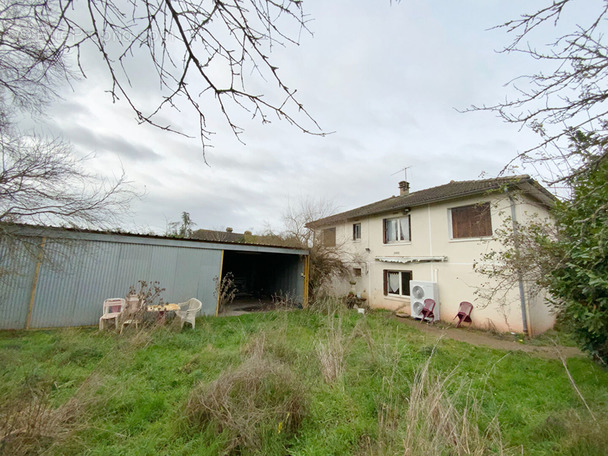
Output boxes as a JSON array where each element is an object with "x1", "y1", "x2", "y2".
[{"x1": 547, "y1": 154, "x2": 608, "y2": 365}]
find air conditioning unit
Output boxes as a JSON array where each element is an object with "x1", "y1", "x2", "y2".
[{"x1": 410, "y1": 280, "x2": 440, "y2": 322}]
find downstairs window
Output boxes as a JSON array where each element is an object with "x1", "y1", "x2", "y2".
[{"x1": 383, "y1": 270, "x2": 413, "y2": 297}]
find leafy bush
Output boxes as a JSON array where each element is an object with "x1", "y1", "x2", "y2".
[{"x1": 547, "y1": 151, "x2": 608, "y2": 365}]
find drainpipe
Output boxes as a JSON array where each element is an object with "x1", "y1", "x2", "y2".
[{"x1": 509, "y1": 196, "x2": 529, "y2": 337}]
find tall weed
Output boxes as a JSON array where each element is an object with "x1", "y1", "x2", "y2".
[
  {"x1": 316, "y1": 312, "x2": 346, "y2": 383},
  {"x1": 308, "y1": 296, "x2": 347, "y2": 315},
  {"x1": 401, "y1": 357, "x2": 505, "y2": 456}
]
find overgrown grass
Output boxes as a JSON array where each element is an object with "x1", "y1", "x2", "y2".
[{"x1": 0, "y1": 305, "x2": 607, "y2": 455}]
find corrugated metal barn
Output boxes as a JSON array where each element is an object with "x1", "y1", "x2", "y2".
[{"x1": 0, "y1": 225, "x2": 309, "y2": 330}]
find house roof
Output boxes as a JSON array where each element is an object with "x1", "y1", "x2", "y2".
[
  {"x1": 307, "y1": 175, "x2": 556, "y2": 228},
  {"x1": 3, "y1": 223, "x2": 308, "y2": 253},
  {"x1": 190, "y1": 229, "x2": 244, "y2": 243}
]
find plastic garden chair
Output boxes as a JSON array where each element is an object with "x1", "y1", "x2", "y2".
[
  {"x1": 99, "y1": 298, "x2": 125, "y2": 331},
  {"x1": 175, "y1": 298, "x2": 202, "y2": 329},
  {"x1": 120, "y1": 295, "x2": 144, "y2": 334},
  {"x1": 420, "y1": 298, "x2": 436, "y2": 323},
  {"x1": 454, "y1": 301, "x2": 473, "y2": 328}
]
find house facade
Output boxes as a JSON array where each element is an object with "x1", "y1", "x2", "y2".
[{"x1": 308, "y1": 176, "x2": 556, "y2": 336}]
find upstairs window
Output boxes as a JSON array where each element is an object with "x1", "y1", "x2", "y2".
[
  {"x1": 383, "y1": 270, "x2": 413, "y2": 297},
  {"x1": 450, "y1": 202, "x2": 492, "y2": 239},
  {"x1": 322, "y1": 227, "x2": 336, "y2": 247},
  {"x1": 383, "y1": 215, "x2": 411, "y2": 243},
  {"x1": 353, "y1": 223, "x2": 361, "y2": 240}
]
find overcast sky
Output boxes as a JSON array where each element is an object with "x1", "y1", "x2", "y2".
[{"x1": 36, "y1": 0, "x2": 575, "y2": 234}]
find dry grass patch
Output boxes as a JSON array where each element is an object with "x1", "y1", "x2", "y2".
[
  {"x1": 0, "y1": 373, "x2": 102, "y2": 456},
  {"x1": 185, "y1": 351, "x2": 309, "y2": 453}
]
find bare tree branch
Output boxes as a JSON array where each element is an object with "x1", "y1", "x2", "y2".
[
  {"x1": 467, "y1": 0, "x2": 608, "y2": 183},
  {"x1": 0, "y1": 0, "x2": 324, "y2": 158},
  {"x1": 0, "y1": 126, "x2": 135, "y2": 229}
]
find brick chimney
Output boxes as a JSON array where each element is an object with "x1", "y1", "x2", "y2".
[
  {"x1": 399, "y1": 181, "x2": 410, "y2": 196},
  {"x1": 226, "y1": 227, "x2": 233, "y2": 233}
]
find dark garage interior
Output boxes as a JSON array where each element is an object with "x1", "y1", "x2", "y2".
[{"x1": 220, "y1": 250, "x2": 305, "y2": 313}]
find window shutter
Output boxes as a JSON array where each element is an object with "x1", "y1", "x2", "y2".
[
  {"x1": 383, "y1": 270, "x2": 388, "y2": 295},
  {"x1": 451, "y1": 203, "x2": 492, "y2": 238},
  {"x1": 476, "y1": 203, "x2": 492, "y2": 236},
  {"x1": 383, "y1": 219, "x2": 387, "y2": 244},
  {"x1": 323, "y1": 228, "x2": 336, "y2": 247},
  {"x1": 452, "y1": 206, "x2": 469, "y2": 238}
]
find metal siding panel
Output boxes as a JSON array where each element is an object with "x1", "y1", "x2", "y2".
[
  {"x1": 31, "y1": 240, "x2": 122, "y2": 328},
  {"x1": 30, "y1": 240, "x2": 80, "y2": 328},
  {"x1": 167, "y1": 248, "x2": 220, "y2": 316},
  {"x1": 0, "y1": 239, "x2": 39, "y2": 329},
  {"x1": 149, "y1": 246, "x2": 178, "y2": 293},
  {"x1": 72, "y1": 241, "x2": 122, "y2": 326},
  {"x1": 262, "y1": 255, "x2": 304, "y2": 304},
  {"x1": 197, "y1": 250, "x2": 222, "y2": 315},
  {"x1": 171, "y1": 248, "x2": 204, "y2": 301},
  {"x1": 116, "y1": 243, "x2": 153, "y2": 290}
]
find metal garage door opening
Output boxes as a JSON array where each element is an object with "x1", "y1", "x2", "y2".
[{"x1": 220, "y1": 250, "x2": 305, "y2": 314}]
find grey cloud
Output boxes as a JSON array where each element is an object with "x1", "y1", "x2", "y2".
[{"x1": 60, "y1": 124, "x2": 163, "y2": 162}]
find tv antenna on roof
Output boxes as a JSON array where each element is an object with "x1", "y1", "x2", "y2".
[{"x1": 391, "y1": 166, "x2": 411, "y2": 181}]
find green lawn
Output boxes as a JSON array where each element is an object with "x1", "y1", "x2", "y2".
[{"x1": 1, "y1": 308, "x2": 607, "y2": 455}]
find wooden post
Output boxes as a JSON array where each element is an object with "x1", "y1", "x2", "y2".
[
  {"x1": 302, "y1": 254, "x2": 310, "y2": 308},
  {"x1": 26, "y1": 237, "x2": 46, "y2": 330}
]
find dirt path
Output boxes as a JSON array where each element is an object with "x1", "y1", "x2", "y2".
[{"x1": 393, "y1": 316, "x2": 584, "y2": 360}]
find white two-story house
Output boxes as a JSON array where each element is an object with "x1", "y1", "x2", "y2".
[{"x1": 307, "y1": 176, "x2": 556, "y2": 336}]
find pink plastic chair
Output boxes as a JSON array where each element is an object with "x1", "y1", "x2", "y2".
[
  {"x1": 99, "y1": 298, "x2": 125, "y2": 331},
  {"x1": 454, "y1": 302, "x2": 473, "y2": 328},
  {"x1": 420, "y1": 298, "x2": 436, "y2": 323}
]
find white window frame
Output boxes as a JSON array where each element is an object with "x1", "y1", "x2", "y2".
[
  {"x1": 353, "y1": 223, "x2": 361, "y2": 241},
  {"x1": 384, "y1": 270, "x2": 413, "y2": 297},
  {"x1": 383, "y1": 215, "x2": 411, "y2": 244}
]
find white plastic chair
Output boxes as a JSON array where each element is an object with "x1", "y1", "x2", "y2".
[
  {"x1": 120, "y1": 296, "x2": 143, "y2": 334},
  {"x1": 175, "y1": 298, "x2": 202, "y2": 329},
  {"x1": 99, "y1": 298, "x2": 126, "y2": 331}
]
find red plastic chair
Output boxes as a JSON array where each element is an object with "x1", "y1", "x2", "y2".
[
  {"x1": 420, "y1": 298, "x2": 436, "y2": 323},
  {"x1": 454, "y1": 301, "x2": 473, "y2": 328}
]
